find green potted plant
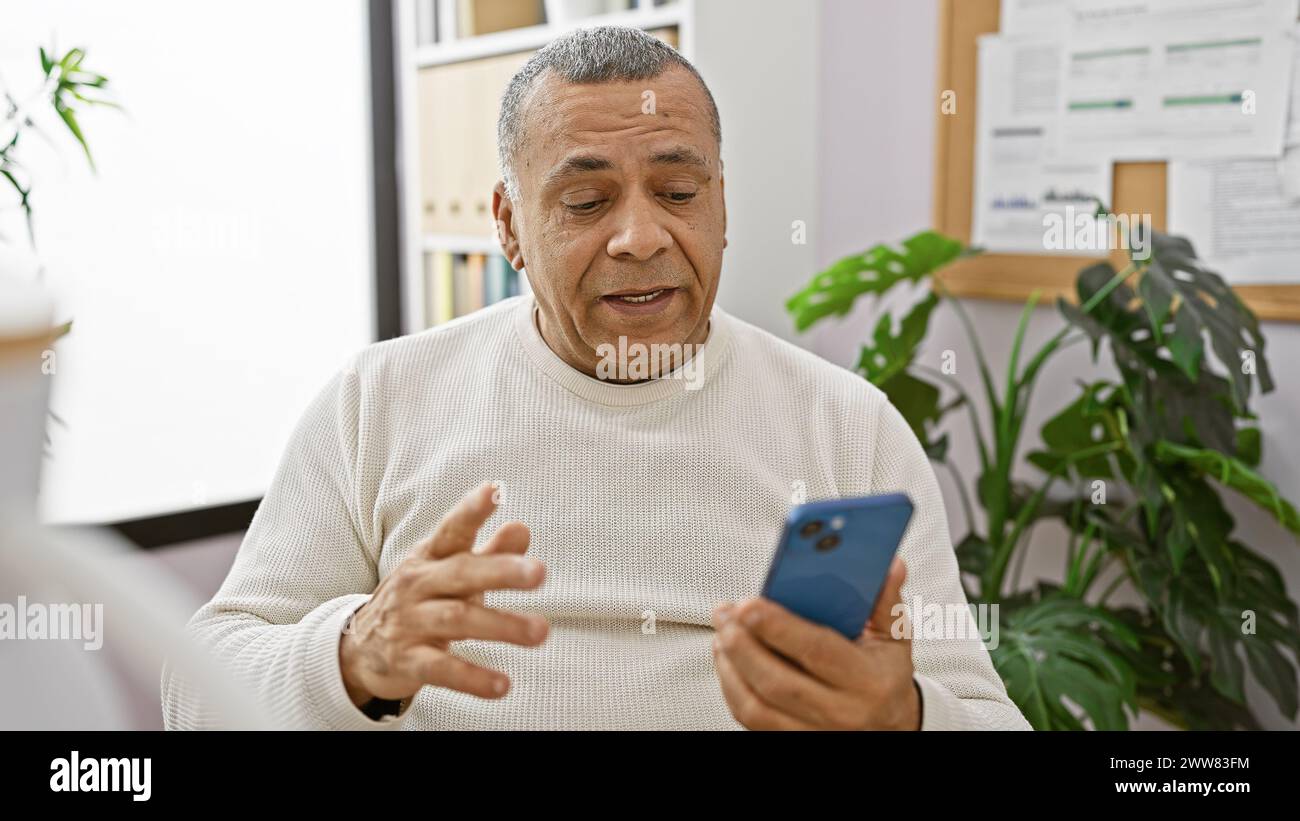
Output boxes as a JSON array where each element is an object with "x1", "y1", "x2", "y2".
[
  {"x1": 787, "y1": 229, "x2": 1299, "y2": 730},
  {"x1": 1, "y1": 44, "x2": 116, "y2": 457}
]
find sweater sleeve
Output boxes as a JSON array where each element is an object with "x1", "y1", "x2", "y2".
[
  {"x1": 161, "y1": 366, "x2": 413, "y2": 730},
  {"x1": 869, "y1": 397, "x2": 1032, "y2": 731}
]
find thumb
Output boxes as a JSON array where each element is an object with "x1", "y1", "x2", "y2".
[{"x1": 862, "y1": 556, "x2": 908, "y2": 642}]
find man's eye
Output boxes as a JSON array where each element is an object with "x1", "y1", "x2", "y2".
[
  {"x1": 663, "y1": 192, "x2": 696, "y2": 204},
  {"x1": 564, "y1": 200, "x2": 605, "y2": 212}
]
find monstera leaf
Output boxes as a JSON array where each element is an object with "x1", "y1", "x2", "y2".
[
  {"x1": 1141, "y1": 234, "x2": 1274, "y2": 408},
  {"x1": 1102, "y1": 606, "x2": 1262, "y2": 730},
  {"x1": 1127, "y1": 538, "x2": 1300, "y2": 717},
  {"x1": 788, "y1": 232, "x2": 966, "y2": 459},
  {"x1": 990, "y1": 589, "x2": 1141, "y2": 730},
  {"x1": 1027, "y1": 380, "x2": 1131, "y2": 479},
  {"x1": 853, "y1": 292, "x2": 952, "y2": 459},
  {"x1": 1061, "y1": 263, "x2": 1243, "y2": 457},
  {"x1": 786, "y1": 231, "x2": 965, "y2": 331},
  {"x1": 1154, "y1": 441, "x2": 1300, "y2": 537},
  {"x1": 1061, "y1": 235, "x2": 1272, "y2": 433},
  {"x1": 856, "y1": 292, "x2": 939, "y2": 386}
]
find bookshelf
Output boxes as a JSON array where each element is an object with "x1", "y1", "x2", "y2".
[{"x1": 394, "y1": 0, "x2": 692, "y2": 332}]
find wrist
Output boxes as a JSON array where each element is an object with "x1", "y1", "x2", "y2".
[
  {"x1": 877, "y1": 676, "x2": 922, "y2": 731},
  {"x1": 339, "y1": 621, "x2": 375, "y2": 709}
]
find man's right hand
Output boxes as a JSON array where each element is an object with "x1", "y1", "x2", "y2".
[{"x1": 339, "y1": 482, "x2": 548, "y2": 709}]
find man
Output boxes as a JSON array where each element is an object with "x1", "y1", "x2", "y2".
[{"x1": 163, "y1": 26, "x2": 1029, "y2": 731}]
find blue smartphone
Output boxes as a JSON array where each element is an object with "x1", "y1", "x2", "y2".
[{"x1": 760, "y1": 493, "x2": 914, "y2": 640}]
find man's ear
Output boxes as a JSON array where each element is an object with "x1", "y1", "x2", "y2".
[
  {"x1": 719, "y1": 168, "x2": 728, "y2": 250},
  {"x1": 492, "y1": 179, "x2": 525, "y2": 270}
]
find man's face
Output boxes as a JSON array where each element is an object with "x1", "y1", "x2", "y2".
[{"x1": 493, "y1": 65, "x2": 726, "y2": 377}]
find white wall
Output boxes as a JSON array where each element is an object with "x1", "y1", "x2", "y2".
[
  {"x1": 810, "y1": 0, "x2": 1300, "y2": 729},
  {"x1": 0, "y1": 0, "x2": 377, "y2": 523},
  {"x1": 693, "y1": 0, "x2": 820, "y2": 340}
]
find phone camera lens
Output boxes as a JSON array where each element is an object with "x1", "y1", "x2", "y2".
[
  {"x1": 800, "y1": 520, "x2": 823, "y2": 538},
  {"x1": 815, "y1": 534, "x2": 840, "y2": 552}
]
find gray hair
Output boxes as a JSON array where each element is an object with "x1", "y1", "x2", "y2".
[{"x1": 497, "y1": 25, "x2": 721, "y2": 202}]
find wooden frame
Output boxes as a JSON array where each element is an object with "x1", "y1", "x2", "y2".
[{"x1": 931, "y1": 0, "x2": 1300, "y2": 322}]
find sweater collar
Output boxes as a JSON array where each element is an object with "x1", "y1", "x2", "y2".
[{"x1": 512, "y1": 294, "x2": 733, "y2": 407}]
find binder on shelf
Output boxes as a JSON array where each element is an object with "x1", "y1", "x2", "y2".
[
  {"x1": 464, "y1": 253, "x2": 487, "y2": 313},
  {"x1": 428, "y1": 250, "x2": 455, "y2": 327},
  {"x1": 457, "y1": 0, "x2": 545, "y2": 37},
  {"x1": 417, "y1": 50, "x2": 533, "y2": 237},
  {"x1": 451, "y1": 253, "x2": 467, "y2": 317}
]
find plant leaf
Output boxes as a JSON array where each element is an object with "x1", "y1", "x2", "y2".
[
  {"x1": 785, "y1": 230, "x2": 965, "y2": 332},
  {"x1": 989, "y1": 590, "x2": 1140, "y2": 730},
  {"x1": 1154, "y1": 441, "x2": 1300, "y2": 536}
]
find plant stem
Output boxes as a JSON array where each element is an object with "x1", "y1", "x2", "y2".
[
  {"x1": 1065, "y1": 520, "x2": 1099, "y2": 595},
  {"x1": 914, "y1": 362, "x2": 991, "y2": 472},
  {"x1": 943, "y1": 459, "x2": 977, "y2": 538},
  {"x1": 935, "y1": 277, "x2": 1002, "y2": 420},
  {"x1": 990, "y1": 441, "x2": 1123, "y2": 596},
  {"x1": 981, "y1": 263, "x2": 1142, "y2": 599},
  {"x1": 1010, "y1": 522, "x2": 1035, "y2": 592},
  {"x1": 1097, "y1": 566, "x2": 1128, "y2": 605}
]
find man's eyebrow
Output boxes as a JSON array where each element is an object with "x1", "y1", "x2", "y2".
[
  {"x1": 649, "y1": 146, "x2": 709, "y2": 168},
  {"x1": 542, "y1": 146, "x2": 711, "y2": 188},
  {"x1": 542, "y1": 154, "x2": 614, "y2": 188}
]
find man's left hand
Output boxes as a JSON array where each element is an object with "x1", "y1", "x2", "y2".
[{"x1": 711, "y1": 556, "x2": 920, "y2": 730}]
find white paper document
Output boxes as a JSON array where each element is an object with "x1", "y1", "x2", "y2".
[
  {"x1": 1069, "y1": 0, "x2": 1300, "y2": 34},
  {"x1": 1000, "y1": 0, "x2": 1071, "y2": 36},
  {"x1": 1280, "y1": 145, "x2": 1300, "y2": 198},
  {"x1": 1057, "y1": 26, "x2": 1296, "y2": 160},
  {"x1": 1168, "y1": 156, "x2": 1300, "y2": 283},
  {"x1": 973, "y1": 35, "x2": 1114, "y2": 255}
]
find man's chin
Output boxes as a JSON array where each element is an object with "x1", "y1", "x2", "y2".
[{"x1": 587, "y1": 313, "x2": 706, "y2": 380}]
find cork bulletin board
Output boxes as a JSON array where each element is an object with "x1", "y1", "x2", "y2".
[{"x1": 931, "y1": 0, "x2": 1300, "y2": 321}]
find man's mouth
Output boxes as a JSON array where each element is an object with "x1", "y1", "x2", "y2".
[
  {"x1": 601, "y1": 287, "x2": 678, "y2": 309},
  {"x1": 612, "y1": 289, "x2": 666, "y2": 304}
]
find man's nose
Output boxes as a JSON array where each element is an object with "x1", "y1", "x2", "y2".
[{"x1": 605, "y1": 191, "x2": 674, "y2": 261}]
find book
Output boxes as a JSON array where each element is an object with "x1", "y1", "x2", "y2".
[
  {"x1": 428, "y1": 250, "x2": 454, "y2": 326},
  {"x1": 485, "y1": 253, "x2": 509, "y2": 305},
  {"x1": 464, "y1": 253, "x2": 486, "y2": 313}
]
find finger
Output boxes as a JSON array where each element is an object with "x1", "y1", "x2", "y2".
[
  {"x1": 469, "y1": 521, "x2": 531, "y2": 606},
  {"x1": 402, "y1": 646, "x2": 510, "y2": 700},
  {"x1": 410, "y1": 552, "x2": 545, "y2": 599},
  {"x1": 863, "y1": 556, "x2": 909, "y2": 642},
  {"x1": 715, "y1": 620, "x2": 842, "y2": 726},
  {"x1": 712, "y1": 637, "x2": 811, "y2": 730},
  {"x1": 411, "y1": 599, "x2": 549, "y2": 647},
  {"x1": 474, "y1": 520, "x2": 531, "y2": 555},
  {"x1": 417, "y1": 482, "x2": 499, "y2": 560},
  {"x1": 729, "y1": 597, "x2": 867, "y2": 689}
]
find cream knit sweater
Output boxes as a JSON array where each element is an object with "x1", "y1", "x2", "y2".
[{"x1": 162, "y1": 295, "x2": 1030, "y2": 731}]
